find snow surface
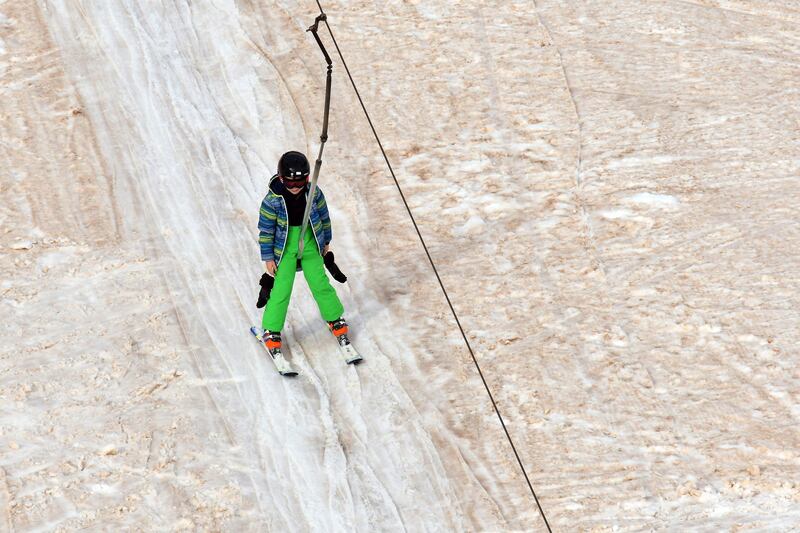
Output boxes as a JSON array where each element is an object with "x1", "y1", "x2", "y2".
[{"x1": 2, "y1": 0, "x2": 799, "y2": 531}]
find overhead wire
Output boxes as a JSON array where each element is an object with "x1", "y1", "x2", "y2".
[{"x1": 312, "y1": 2, "x2": 552, "y2": 530}]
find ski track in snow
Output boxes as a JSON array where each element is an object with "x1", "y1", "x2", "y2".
[{"x1": 3, "y1": 0, "x2": 520, "y2": 530}]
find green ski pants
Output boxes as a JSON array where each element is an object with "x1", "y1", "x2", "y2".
[{"x1": 262, "y1": 226, "x2": 344, "y2": 332}]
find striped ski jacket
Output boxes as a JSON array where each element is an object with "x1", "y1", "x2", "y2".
[{"x1": 258, "y1": 175, "x2": 332, "y2": 265}]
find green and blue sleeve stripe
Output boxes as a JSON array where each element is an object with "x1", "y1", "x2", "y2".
[
  {"x1": 316, "y1": 188, "x2": 333, "y2": 245},
  {"x1": 258, "y1": 197, "x2": 277, "y2": 261}
]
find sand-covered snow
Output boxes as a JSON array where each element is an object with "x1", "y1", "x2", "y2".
[{"x1": 2, "y1": 0, "x2": 799, "y2": 531}]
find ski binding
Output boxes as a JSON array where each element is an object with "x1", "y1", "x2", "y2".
[
  {"x1": 336, "y1": 336, "x2": 363, "y2": 365},
  {"x1": 250, "y1": 326, "x2": 298, "y2": 377}
]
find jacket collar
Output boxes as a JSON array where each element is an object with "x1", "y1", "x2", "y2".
[{"x1": 268, "y1": 174, "x2": 284, "y2": 195}]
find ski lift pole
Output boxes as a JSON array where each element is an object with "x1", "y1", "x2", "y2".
[{"x1": 298, "y1": 14, "x2": 333, "y2": 263}]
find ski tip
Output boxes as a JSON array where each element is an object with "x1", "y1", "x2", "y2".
[
  {"x1": 281, "y1": 370, "x2": 299, "y2": 377},
  {"x1": 347, "y1": 357, "x2": 363, "y2": 365}
]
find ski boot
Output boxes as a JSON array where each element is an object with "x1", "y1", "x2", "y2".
[
  {"x1": 328, "y1": 318, "x2": 362, "y2": 364},
  {"x1": 328, "y1": 318, "x2": 350, "y2": 347},
  {"x1": 264, "y1": 331, "x2": 283, "y2": 357}
]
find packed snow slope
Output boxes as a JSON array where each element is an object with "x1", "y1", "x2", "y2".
[
  {"x1": 317, "y1": 0, "x2": 800, "y2": 530},
  {"x1": 1, "y1": 0, "x2": 799, "y2": 531},
  {"x1": 1, "y1": 0, "x2": 541, "y2": 531}
]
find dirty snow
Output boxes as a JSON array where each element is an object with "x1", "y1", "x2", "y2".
[{"x1": 2, "y1": 0, "x2": 799, "y2": 531}]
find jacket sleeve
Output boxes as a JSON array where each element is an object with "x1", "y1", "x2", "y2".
[
  {"x1": 258, "y1": 196, "x2": 277, "y2": 261},
  {"x1": 316, "y1": 187, "x2": 333, "y2": 246}
]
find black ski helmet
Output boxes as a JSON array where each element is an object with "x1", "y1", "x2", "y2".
[{"x1": 277, "y1": 151, "x2": 310, "y2": 178}]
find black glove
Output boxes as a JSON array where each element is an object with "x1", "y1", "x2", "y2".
[
  {"x1": 256, "y1": 272, "x2": 274, "y2": 308},
  {"x1": 324, "y1": 251, "x2": 347, "y2": 283}
]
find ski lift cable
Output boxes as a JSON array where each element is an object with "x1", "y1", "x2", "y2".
[{"x1": 311, "y1": 3, "x2": 552, "y2": 530}]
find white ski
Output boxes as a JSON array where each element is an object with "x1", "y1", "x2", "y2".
[
  {"x1": 337, "y1": 339, "x2": 363, "y2": 365},
  {"x1": 250, "y1": 326, "x2": 298, "y2": 377}
]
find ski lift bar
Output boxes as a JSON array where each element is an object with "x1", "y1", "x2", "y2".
[
  {"x1": 308, "y1": 14, "x2": 332, "y2": 67},
  {"x1": 298, "y1": 14, "x2": 333, "y2": 262}
]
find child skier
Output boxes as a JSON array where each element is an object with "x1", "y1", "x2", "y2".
[{"x1": 256, "y1": 151, "x2": 354, "y2": 364}]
